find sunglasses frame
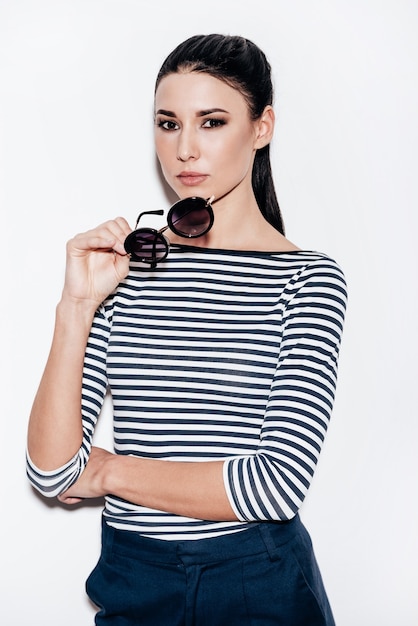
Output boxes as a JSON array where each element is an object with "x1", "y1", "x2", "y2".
[{"x1": 124, "y1": 196, "x2": 214, "y2": 268}]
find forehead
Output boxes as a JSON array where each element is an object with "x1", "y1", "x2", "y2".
[{"x1": 154, "y1": 72, "x2": 249, "y2": 114}]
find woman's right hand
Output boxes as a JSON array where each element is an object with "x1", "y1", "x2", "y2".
[{"x1": 62, "y1": 217, "x2": 132, "y2": 307}]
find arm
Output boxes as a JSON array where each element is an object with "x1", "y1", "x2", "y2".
[
  {"x1": 58, "y1": 258, "x2": 347, "y2": 522},
  {"x1": 224, "y1": 259, "x2": 347, "y2": 521},
  {"x1": 26, "y1": 218, "x2": 132, "y2": 474},
  {"x1": 58, "y1": 448, "x2": 237, "y2": 520}
]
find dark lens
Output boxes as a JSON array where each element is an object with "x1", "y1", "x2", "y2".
[
  {"x1": 168, "y1": 197, "x2": 213, "y2": 238},
  {"x1": 124, "y1": 229, "x2": 168, "y2": 263}
]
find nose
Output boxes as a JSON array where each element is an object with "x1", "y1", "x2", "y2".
[{"x1": 176, "y1": 127, "x2": 199, "y2": 162}]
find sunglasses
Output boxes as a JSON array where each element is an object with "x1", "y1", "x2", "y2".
[{"x1": 124, "y1": 196, "x2": 214, "y2": 267}]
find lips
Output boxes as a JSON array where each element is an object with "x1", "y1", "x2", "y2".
[{"x1": 177, "y1": 171, "x2": 208, "y2": 186}]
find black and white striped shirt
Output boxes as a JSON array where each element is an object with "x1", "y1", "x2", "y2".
[{"x1": 27, "y1": 246, "x2": 347, "y2": 540}]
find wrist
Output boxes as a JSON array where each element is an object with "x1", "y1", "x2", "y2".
[
  {"x1": 103, "y1": 454, "x2": 143, "y2": 501},
  {"x1": 86, "y1": 448, "x2": 120, "y2": 498},
  {"x1": 101, "y1": 452, "x2": 124, "y2": 496},
  {"x1": 56, "y1": 295, "x2": 98, "y2": 326}
]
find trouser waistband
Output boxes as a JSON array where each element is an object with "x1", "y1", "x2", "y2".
[{"x1": 102, "y1": 514, "x2": 303, "y2": 566}]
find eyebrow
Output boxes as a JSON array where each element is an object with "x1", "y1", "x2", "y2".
[{"x1": 155, "y1": 108, "x2": 229, "y2": 117}]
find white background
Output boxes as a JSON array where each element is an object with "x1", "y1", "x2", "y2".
[{"x1": 1, "y1": 1, "x2": 417, "y2": 624}]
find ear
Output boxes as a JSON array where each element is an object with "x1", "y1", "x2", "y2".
[{"x1": 254, "y1": 105, "x2": 275, "y2": 149}]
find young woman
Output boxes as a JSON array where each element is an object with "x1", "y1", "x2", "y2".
[{"x1": 27, "y1": 34, "x2": 347, "y2": 625}]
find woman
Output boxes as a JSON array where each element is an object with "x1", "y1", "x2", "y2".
[{"x1": 27, "y1": 34, "x2": 347, "y2": 625}]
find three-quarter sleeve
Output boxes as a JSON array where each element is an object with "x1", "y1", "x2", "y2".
[
  {"x1": 223, "y1": 260, "x2": 347, "y2": 521},
  {"x1": 26, "y1": 305, "x2": 111, "y2": 497}
]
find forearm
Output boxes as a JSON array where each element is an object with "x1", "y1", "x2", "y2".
[
  {"x1": 27, "y1": 218, "x2": 131, "y2": 472},
  {"x1": 104, "y1": 454, "x2": 238, "y2": 521},
  {"x1": 27, "y1": 297, "x2": 97, "y2": 470}
]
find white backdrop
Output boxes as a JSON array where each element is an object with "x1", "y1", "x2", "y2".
[{"x1": 1, "y1": 1, "x2": 417, "y2": 624}]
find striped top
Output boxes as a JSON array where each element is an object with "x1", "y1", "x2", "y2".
[{"x1": 27, "y1": 245, "x2": 347, "y2": 540}]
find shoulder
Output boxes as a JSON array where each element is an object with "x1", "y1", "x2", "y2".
[
  {"x1": 272, "y1": 251, "x2": 347, "y2": 312},
  {"x1": 299, "y1": 251, "x2": 347, "y2": 292},
  {"x1": 269, "y1": 250, "x2": 347, "y2": 288}
]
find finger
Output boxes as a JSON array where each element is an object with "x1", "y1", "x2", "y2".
[
  {"x1": 67, "y1": 234, "x2": 118, "y2": 257},
  {"x1": 69, "y1": 218, "x2": 132, "y2": 257},
  {"x1": 103, "y1": 217, "x2": 133, "y2": 256},
  {"x1": 57, "y1": 493, "x2": 83, "y2": 505},
  {"x1": 60, "y1": 496, "x2": 83, "y2": 505}
]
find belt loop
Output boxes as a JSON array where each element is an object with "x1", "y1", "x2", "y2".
[{"x1": 257, "y1": 523, "x2": 281, "y2": 562}]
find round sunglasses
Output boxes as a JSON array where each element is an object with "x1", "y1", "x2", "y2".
[{"x1": 124, "y1": 196, "x2": 214, "y2": 267}]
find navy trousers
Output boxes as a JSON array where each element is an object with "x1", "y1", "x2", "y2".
[{"x1": 86, "y1": 515, "x2": 335, "y2": 625}]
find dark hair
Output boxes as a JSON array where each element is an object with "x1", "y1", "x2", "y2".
[{"x1": 155, "y1": 34, "x2": 285, "y2": 235}]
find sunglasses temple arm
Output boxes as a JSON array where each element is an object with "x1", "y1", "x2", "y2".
[{"x1": 134, "y1": 209, "x2": 164, "y2": 229}]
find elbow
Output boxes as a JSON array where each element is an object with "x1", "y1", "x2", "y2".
[
  {"x1": 26, "y1": 450, "x2": 84, "y2": 499},
  {"x1": 27, "y1": 472, "x2": 67, "y2": 499}
]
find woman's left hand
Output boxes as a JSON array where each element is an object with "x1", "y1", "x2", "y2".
[{"x1": 57, "y1": 447, "x2": 114, "y2": 505}]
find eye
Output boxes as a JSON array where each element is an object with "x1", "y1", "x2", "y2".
[
  {"x1": 156, "y1": 119, "x2": 179, "y2": 131},
  {"x1": 201, "y1": 118, "x2": 226, "y2": 129}
]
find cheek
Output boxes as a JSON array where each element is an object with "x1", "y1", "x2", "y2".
[
  {"x1": 215, "y1": 130, "x2": 255, "y2": 166},
  {"x1": 154, "y1": 138, "x2": 166, "y2": 164},
  {"x1": 154, "y1": 134, "x2": 175, "y2": 165},
  {"x1": 155, "y1": 148, "x2": 174, "y2": 182},
  {"x1": 220, "y1": 140, "x2": 255, "y2": 179}
]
